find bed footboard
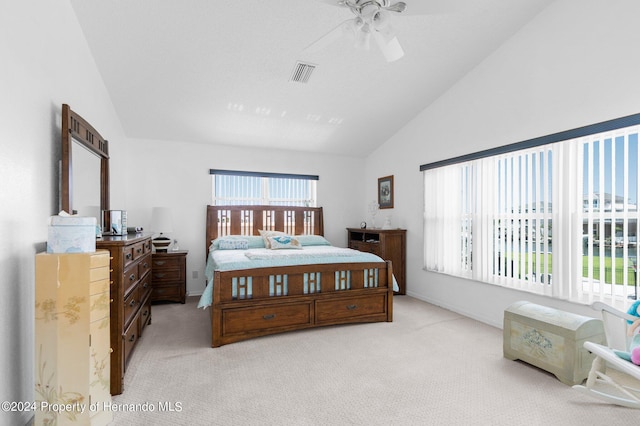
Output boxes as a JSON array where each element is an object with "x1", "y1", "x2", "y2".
[{"x1": 211, "y1": 260, "x2": 393, "y2": 347}]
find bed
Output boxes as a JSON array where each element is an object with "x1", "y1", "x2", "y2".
[{"x1": 199, "y1": 205, "x2": 394, "y2": 347}]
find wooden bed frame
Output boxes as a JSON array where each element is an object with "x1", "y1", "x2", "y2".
[{"x1": 205, "y1": 205, "x2": 393, "y2": 347}]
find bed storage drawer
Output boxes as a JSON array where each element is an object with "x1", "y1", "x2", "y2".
[
  {"x1": 316, "y1": 294, "x2": 387, "y2": 322},
  {"x1": 222, "y1": 303, "x2": 312, "y2": 335}
]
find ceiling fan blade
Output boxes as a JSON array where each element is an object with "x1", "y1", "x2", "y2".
[
  {"x1": 303, "y1": 19, "x2": 355, "y2": 53},
  {"x1": 373, "y1": 31, "x2": 404, "y2": 62},
  {"x1": 384, "y1": 2, "x2": 407, "y2": 13},
  {"x1": 316, "y1": 0, "x2": 463, "y2": 15}
]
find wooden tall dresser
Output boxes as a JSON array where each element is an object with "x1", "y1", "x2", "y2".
[
  {"x1": 35, "y1": 251, "x2": 113, "y2": 425},
  {"x1": 97, "y1": 234, "x2": 152, "y2": 395},
  {"x1": 347, "y1": 228, "x2": 407, "y2": 294}
]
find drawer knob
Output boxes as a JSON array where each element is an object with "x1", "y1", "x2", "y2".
[
  {"x1": 155, "y1": 273, "x2": 166, "y2": 278},
  {"x1": 347, "y1": 304, "x2": 357, "y2": 310},
  {"x1": 129, "y1": 274, "x2": 135, "y2": 281},
  {"x1": 129, "y1": 334, "x2": 136, "y2": 342},
  {"x1": 129, "y1": 300, "x2": 136, "y2": 307},
  {"x1": 262, "y1": 313, "x2": 276, "y2": 320},
  {"x1": 125, "y1": 253, "x2": 132, "y2": 260},
  {"x1": 155, "y1": 260, "x2": 167, "y2": 266}
]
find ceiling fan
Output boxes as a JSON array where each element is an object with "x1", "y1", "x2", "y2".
[{"x1": 305, "y1": 0, "x2": 409, "y2": 62}]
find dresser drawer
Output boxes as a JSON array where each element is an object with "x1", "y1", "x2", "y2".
[
  {"x1": 123, "y1": 287, "x2": 140, "y2": 328},
  {"x1": 132, "y1": 241, "x2": 146, "y2": 260},
  {"x1": 123, "y1": 315, "x2": 139, "y2": 368},
  {"x1": 138, "y1": 253, "x2": 152, "y2": 279},
  {"x1": 139, "y1": 274, "x2": 152, "y2": 301},
  {"x1": 123, "y1": 263, "x2": 139, "y2": 296},
  {"x1": 123, "y1": 246, "x2": 135, "y2": 267},
  {"x1": 223, "y1": 303, "x2": 312, "y2": 335},
  {"x1": 316, "y1": 294, "x2": 387, "y2": 322},
  {"x1": 139, "y1": 296, "x2": 152, "y2": 334},
  {"x1": 349, "y1": 241, "x2": 382, "y2": 256}
]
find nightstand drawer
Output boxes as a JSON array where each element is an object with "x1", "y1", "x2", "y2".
[
  {"x1": 152, "y1": 284, "x2": 181, "y2": 300},
  {"x1": 152, "y1": 269, "x2": 183, "y2": 283},
  {"x1": 152, "y1": 256, "x2": 182, "y2": 269}
]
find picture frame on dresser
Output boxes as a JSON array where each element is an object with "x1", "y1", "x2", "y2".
[{"x1": 378, "y1": 175, "x2": 394, "y2": 209}]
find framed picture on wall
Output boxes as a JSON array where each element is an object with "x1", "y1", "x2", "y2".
[{"x1": 378, "y1": 175, "x2": 394, "y2": 209}]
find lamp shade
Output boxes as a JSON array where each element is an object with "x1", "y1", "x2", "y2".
[
  {"x1": 151, "y1": 207, "x2": 173, "y2": 252},
  {"x1": 150, "y1": 207, "x2": 173, "y2": 234}
]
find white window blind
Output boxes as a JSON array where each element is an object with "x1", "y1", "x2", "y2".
[
  {"x1": 422, "y1": 116, "x2": 640, "y2": 309},
  {"x1": 210, "y1": 170, "x2": 317, "y2": 207}
]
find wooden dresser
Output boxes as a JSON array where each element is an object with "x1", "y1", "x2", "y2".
[
  {"x1": 96, "y1": 234, "x2": 152, "y2": 395},
  {"x1": 347, "y1": 228, "x2": 407, "y2": 294},
  {"x1": 151, "y1": 250, "x2": 188, "y2": 304},
  {"x1": 35, "y1": 251, "x2": 113, "y2": 425}
]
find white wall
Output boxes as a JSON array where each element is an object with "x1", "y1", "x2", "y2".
[
  {"x1": 123, "y1": 138, "x2": 366, "y2": 296},
  {"x1": 5, "y1": 1, "x2": 639, "y2": 423},
  {"x1": 0, "y1": 1, "x2": 127, "y2": 424},
  {"x1": 365, "y1": 0, "x2": 640, "y2": 327}
]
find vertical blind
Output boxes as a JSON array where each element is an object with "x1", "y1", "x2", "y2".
[
  {"x1": 210, "y1": 169, "x2": 318, "y2": 206},
  {"x1": 422, "y1": 115, "x2": 640, "y2": 309}
]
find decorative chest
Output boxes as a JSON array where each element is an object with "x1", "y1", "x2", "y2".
[{"x1": 503, "y1": 301, "x2": 605, "y2": 385}]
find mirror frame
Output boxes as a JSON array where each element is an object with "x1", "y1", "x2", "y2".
[{"x1": 60, "y1": 104, "x2": 110, "y2": 214}]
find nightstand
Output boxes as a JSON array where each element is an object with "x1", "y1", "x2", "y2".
[
  {"x1": 347, "y1": 228, "x2": 406, "y2": 294},
  {"x1": 151, "y1": 250, "x2": 188, "y2": 303}
]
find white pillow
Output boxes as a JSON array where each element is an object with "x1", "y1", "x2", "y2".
[
  {"x1": 258, "y1": 229, "x2": 288, "y2": 249},
  {"x1": 268, "y1": 235, "x2": 303, "y2": 250}
]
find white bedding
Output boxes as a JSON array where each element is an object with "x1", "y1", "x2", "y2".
[{"x1": 197, "y1": 245, "x2": 397, "y2": 308}]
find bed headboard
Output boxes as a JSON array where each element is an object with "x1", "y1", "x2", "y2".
[{"x1": 205, "y1": 205, "x2": 324, "y2": 257}]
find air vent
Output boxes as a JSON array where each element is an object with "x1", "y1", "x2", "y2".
[{"x1": 290, "y1": 61, "x2": 316, "y2": 84}]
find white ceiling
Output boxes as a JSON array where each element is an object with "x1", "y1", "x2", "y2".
[{"x1": 70, "y1": 0, "x2": 555, "y2": 157}]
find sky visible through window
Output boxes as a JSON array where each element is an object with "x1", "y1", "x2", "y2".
[{"x1": 583, "y1": 134, "x2": 639, "y2": 206}]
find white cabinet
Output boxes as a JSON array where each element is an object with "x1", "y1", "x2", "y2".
[{"x1": 35, "y1": 251, "x2": 113, "y2": 425}]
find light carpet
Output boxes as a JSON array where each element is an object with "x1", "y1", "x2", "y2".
[{"x1": 110, "y1": 296, "x2": 638, "y2": 425}]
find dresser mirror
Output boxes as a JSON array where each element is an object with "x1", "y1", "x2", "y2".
[{"x1": 60, "y1": 104, "x2": 110, "y2": 218}]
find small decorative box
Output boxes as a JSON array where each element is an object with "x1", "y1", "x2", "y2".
[{"x1": 47, "y1": 214, "x2": 97, "y2": 253}]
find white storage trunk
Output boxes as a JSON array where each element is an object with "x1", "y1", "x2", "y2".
[{"x1": 503, "y1": 301, "x2": 605, "y2": 385}]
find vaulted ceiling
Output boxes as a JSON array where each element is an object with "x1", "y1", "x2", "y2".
[{"x1": 70, "y1": 0, "x2": 555, "y2": 157}]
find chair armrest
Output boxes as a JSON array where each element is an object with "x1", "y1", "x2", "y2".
[{"x1": 592, "y1": 301, "x2": 638, "y2": 322}]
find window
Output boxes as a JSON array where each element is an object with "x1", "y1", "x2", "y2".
[
  {"x1": 421, "y1": 114, "x2": 640, "y2": 308},
  {"x1": 210, "y1": 169, "x2": 317, "y2": 206}
]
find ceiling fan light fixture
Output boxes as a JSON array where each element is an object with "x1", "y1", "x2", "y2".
[
  {"x1": 372, "y1": 9, "x2": 391, "y2": 30},
  {"x1": 373, "y1": 32, "x2": 404, "y2": 62}
]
